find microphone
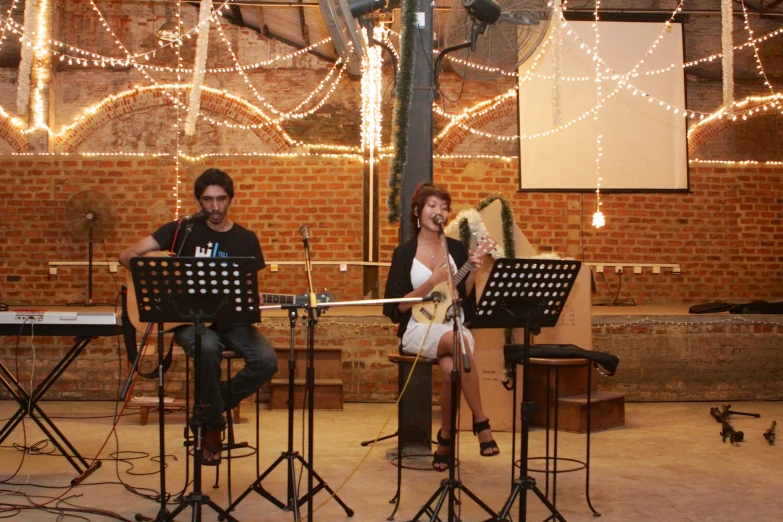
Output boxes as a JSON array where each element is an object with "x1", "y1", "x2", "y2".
[
  {"x1": 180, "y1": 210, "x2": 207, "y2": 223},
  {"x1": 299, "y1": 225, "x2": 311, "y2": 240},
  {"x1": 432, "y1": 214, "x2": 445, "y2": 235}
]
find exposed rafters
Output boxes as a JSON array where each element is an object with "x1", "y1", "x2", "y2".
[{"x1": 229, "y1": 4, "x2": 245, "y2": 27}]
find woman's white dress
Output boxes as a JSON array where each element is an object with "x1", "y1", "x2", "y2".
[{"x1": 401, "y1": 257, "x2": 475, "y2": 359}]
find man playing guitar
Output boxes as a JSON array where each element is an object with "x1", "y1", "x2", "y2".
[{"x1": 119, "y1": 168, "x2": 278, "y2": 466}]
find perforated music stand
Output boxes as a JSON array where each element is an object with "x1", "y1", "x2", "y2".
[
  {"x1": 469, "y1": 258, "x2": 581, "y2": 522},
  {"x1": 130, "y1": 256, "x2": 260, "y2": 522}
]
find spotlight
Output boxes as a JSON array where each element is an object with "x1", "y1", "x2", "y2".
[{"x1": 156, "y1": 9, "x2": 179, "y2": 42}]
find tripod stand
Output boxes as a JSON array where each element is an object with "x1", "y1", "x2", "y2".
[
  {"x1": 224, "y1": 305, "x2": 353, "y2": 521},
  {"x1": 471, "y1": 258, "x2": 580, "y2": 522},
  {"x1": 407, "y1": 317, "x2": 499, "y2": 522},
  {"x1": 225, "y1": 226, "x2": 352, "y2": 521},
  {"x1": 130, "y1": 256, "x2": 260, "y2": 522},
  {"x1": 408, "y1": 232, "x2": 498, "y2": 522}
]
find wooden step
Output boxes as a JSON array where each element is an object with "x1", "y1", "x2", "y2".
[
  {"x1": 269, "y1": 378, "x2": 343, "y2": 410},
  {"x1": 532, "y1": 390, "x2": 626, "y2": 433},
  {"x1": 128, "y1": 396, "x2": 244, "y2": 426},
  {"x1": 529, "y1": 364, "x2": 598, "y2": 397},
  {"x1": 272, "y1": 347, "x2": 342, "y2": 381}
]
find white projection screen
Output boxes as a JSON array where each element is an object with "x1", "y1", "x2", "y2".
[{"x1": 518, "y1": 20, "x2": 688, "y2": 191}]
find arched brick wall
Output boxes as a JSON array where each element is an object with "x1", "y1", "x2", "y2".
[
  {"x1": 687, "y1": 97, "x2": 782, "y2": 156},
  {"x1": 0, "y1": 117, "x2": 28, "y2": 152},
  {"x1": 435, "y1": 96, "x2": 517, "y2": 155},
  {"x1": 55, "y1": 86, "x2": 294, "y2": 153}
]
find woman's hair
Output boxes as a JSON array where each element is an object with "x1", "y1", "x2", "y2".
[
  {"x1": 194, "y1": 168, "x2": 235, "y2": 200},
  {"x1": 409, "y1": 182, "x2": 451, "y2": 236}
]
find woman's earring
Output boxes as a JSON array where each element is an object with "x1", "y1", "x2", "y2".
[{"x1": 417, "y1": 217, "x2": 421, "y2": 229}]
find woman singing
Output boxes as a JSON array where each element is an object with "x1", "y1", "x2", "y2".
[{"x1": 383, "y1": 182, "x2": 499, "y2": 471}]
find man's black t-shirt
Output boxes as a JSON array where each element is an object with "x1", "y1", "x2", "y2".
[{"x1": 151, "y1": 220, "x2": 265, "y2": 330}]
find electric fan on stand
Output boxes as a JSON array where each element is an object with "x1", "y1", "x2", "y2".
[{"x1": 65, "y1": 190, "x2": 117, "y2": 305}]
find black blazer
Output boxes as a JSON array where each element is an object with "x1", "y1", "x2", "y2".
[{"x1": 383, "y1": 236, "x2": 475, "y2": 339}]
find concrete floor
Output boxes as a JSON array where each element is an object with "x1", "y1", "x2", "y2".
[{"x1": 0, "y1": 400, "x2": 781, "y2": 521}]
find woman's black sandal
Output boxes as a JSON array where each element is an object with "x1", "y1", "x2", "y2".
[
  {"x1": 473, "y1": 419, "x2": 499, "y2": 457},
  {"x1": 432, "y1": 429, "x2": 450, "y2": 471}
]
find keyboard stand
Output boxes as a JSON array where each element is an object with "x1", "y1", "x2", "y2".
[{"x1": 0, "y1": 326, "x2": 114, "y2": 485}]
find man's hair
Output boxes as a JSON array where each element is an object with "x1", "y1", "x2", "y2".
[
  {"x1": 409, "y1": 182, "x2": 451, "y2": 236},
  {"x1": 194, "y1": 168, "x2": 234, "y2": 200}
]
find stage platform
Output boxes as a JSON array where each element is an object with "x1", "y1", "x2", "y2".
[{"x1": 2, "y1": 304, "x2": 781, "y2": 404}]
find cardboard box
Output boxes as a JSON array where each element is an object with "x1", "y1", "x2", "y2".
[{"x1": 446, "y1": 200, "x2": 592, "y2": 432}]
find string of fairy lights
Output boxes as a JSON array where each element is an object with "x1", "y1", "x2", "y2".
[
  {"x1": 3, "y1": 1, "x2": 780, "y2": 138},
  {"x1": 591, "y1": 0, "x2": 603, "y2": 228},
  {"x1": 1, "y1": 13, "x2": 334, "y2": 73},
  {"x1": 0, "y1": 0, "x2": 19, "y2": 55},
  {"x1": 174, "y1": 0, "x2": 184, "y2": 218},
  {"x1": 0, "y1": 1, "x2": 780, "y2": 190}
]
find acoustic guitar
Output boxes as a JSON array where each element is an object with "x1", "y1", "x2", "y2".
[
  {"x1": 125, "y1": 251, "x2": 332, "y2": 332},
  {"x1": 411, "y1": 236, "x2": 497, "y2": 324}
]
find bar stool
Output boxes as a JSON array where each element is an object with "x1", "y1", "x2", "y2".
[
  {"x1": 184, "y1": 349, "x2": 254, "y2": 505},
  {"x1": 385, "y1": 352, "x2": 439, "y2": 520},
  {"x1": 512, "y1": 356, "x2": 601, "y2": 518}
]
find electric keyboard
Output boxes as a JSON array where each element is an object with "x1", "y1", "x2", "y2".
[{"x1": 0, "y1": 307, "x2": 120, "y2": 336}]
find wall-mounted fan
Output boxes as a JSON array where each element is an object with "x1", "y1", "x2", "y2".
[
  {"x1": 65, "y1": 190, "x2": 117, "y2": 305},
  {"x1": 319, "y1": 0, "x2": 388, "y2": 76},
  {"x1": 437, "y1": 0, "x2": 552, "y2": 85}
]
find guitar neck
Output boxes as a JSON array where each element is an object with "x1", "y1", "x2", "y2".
[
  {"x1": 260, "y1": 293, "x2": 297, "y2": 305},
  {"x1": 452, "y1": 261, "x2": 473, "y2": 288}
]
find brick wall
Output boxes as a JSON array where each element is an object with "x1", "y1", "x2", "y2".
[
  {"x1": 594, "y1": 317, "x2": 783, "y2": 401},
  {"x1": 1, "y1": 155, "x2": 782, "y2": 402},
  {"x1": 1, "y1": 0, "x2": 782, "y2": 403}
]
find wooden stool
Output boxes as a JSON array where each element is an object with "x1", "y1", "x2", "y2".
[{"x1": 519, "y1": 357, "x2": 600, "y2": 518}]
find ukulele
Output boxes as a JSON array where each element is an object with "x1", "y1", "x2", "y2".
[{"x1": 411, "y1": 236, "x2": 497, "y2": 324}]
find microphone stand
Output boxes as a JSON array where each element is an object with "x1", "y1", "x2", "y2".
[
  {"x1": 124, "y1": 219, "x2": 196, "y2": 522},
  {"x1": 301, "y1": 226, "x2": 354, "y2": 521},
  {"x1": 300, "y1": 226, "x2": 316, "y2": 521},
  {"x1": 409, "y1": 222, "x2": 497, "y2": 522}
]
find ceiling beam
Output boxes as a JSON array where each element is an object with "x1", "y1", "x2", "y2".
[
  {"x1": 298, "y1": 0, "x2": 311, "y2": 46},
  {"x1": 229, "y1": 4, "x2": 245, "y2": 27},
  {"x1": 735, "y1": 0, "x2": 761, "y2": 13}
]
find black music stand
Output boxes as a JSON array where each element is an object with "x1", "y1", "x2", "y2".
[
  {"x1": 130, "y1": 256, "x2": 260, "y2": 522},
  {"x1": 468, "y1": 258, "x2": 581, "y2": 522}
]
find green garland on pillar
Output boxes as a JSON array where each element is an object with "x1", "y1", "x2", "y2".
[
  {"x1": 458, "y1": 217, "x2": 472, "y2": 251},
  {"x1": 386, "y1": 0, "x2": 417, "y2": 223},
  {"x1": 475, "y1": 193, "x2": 516, "y2": 259}
]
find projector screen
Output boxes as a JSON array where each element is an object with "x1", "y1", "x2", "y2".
[{"x1": 518, "y1": 20, "x2": 689, "y2": 191}]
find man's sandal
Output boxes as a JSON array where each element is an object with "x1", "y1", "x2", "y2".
[{"x1": 200, "y1": 430, "x2": 222, "y2": 467}]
